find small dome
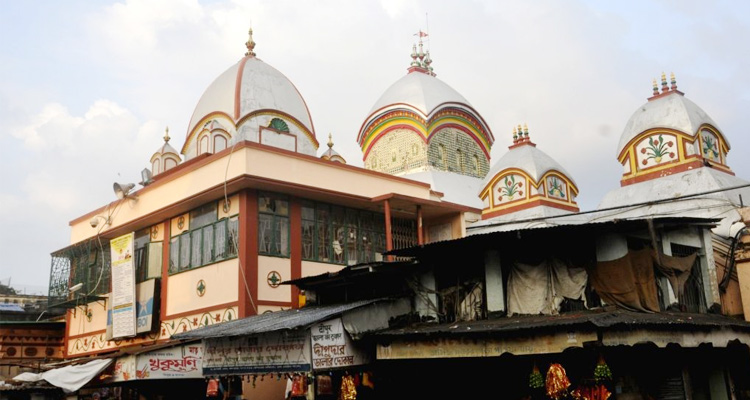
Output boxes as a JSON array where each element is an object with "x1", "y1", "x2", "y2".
[
  {"x1": 150, "y1": 127, "x2": 181, "y2": 176},
  {"x1": 182, "y1": 29, "x2": 317, "y2": 159},
  {"x1": 479, "y1": 125, "x2": 579, "y2": 220},
  {"x1": 320, "y1": 134, "x2": 346, "y2": 164},
  {"x1": 618, "y1": 91, "x2": 720, "y2": 156},
  {"x1": 615, "y1": 74, "x2": 733, "y2": 186}
]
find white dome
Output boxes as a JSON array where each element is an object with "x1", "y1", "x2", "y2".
[
  {"x1": 482, "y1": 144, "x2": 576, "y2": 190},
  {"x1": 368, "y1": 72, "x2": 472, "y2": 116},
  {"x1": 185, "y1": 56, "x2": 315, "y2": 148},
  {"x1": 617, "y1": 91, "x2": 721, "y2": 157}
]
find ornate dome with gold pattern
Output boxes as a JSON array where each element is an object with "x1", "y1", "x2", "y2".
[
  {"x1": 182, "y1": 29, "x2": 318, "y2": 160},
  {"x1": 357, "y1": 35, "x2": 494, "y2": 179}
]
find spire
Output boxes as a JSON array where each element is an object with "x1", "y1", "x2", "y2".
[
  {"x1": 163, "y1": 126, "x2": 170, "y2": 142},
  {"x1": 327, "y1": 133, "x2": 334, "y2": 149},
  {"x1": 670, "y1": 72, "x2": 677, "y2": 91},
  {"x1": 245, "y1": 28, "x2": 256, "y2": 57},
  {"x1": 407, "y1": 30, "x2": 434, "y2": 75},
  {"x1": 652, "y1": 78, "x2": 659, "y2": 96},
  {"x1": 512, "y1": 126, "x2": 518, "y2": 143},
  {"x1": 661, "y1": 71, "x2": 669, "y2": 93}
]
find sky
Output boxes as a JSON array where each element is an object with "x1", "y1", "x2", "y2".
[{"x1": 2, "y1": 0, "x2": 750, "y2": 294}]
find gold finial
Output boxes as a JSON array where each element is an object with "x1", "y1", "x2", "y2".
[
  {"x1": 661, "y1": 71, "x2": 668, "y2": 91},
  {"x1": 245, "y1": 28, "x2": 256, "y2": 57},
  {"x1": 652, "y1": 78, "x2": 659, "y2": 95},
  {"x1": 512, "y1": 126, "x2": 518, "y2": 141},
  {"x1": 327, "y1": 133, "x2": 334, "y2": 149},
  {"x1": 523, "y1": 123, "x2": 529, "y2": 137},
  {"x1": 164, "y1": 126, "x2": 170, "y2": 142},
  {"x1": 670, "y1": 72, "x2": 677, "y2": 90}
]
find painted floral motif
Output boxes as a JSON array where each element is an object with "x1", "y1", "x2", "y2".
[
  {"x1": 497, "y1": 175, "x2": 524, "y2": 201},
  {"x1": 702, "y1": 134, "x2": 720, "y2": 160},
  {"x1": 639, "y1": 134, "x2": 675, "y2": 165},
  {"x1": 547, "y1": 177, "x2": 566, "y2": 199}
]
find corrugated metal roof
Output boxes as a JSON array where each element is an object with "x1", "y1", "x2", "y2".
[
  {"x1": 172, "y1": 299, "x2": 383, "y2": 340},
  {"x1": 374, "y1": 309, "x2": 750, "y2": 337}
]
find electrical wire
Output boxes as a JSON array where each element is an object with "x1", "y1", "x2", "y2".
[{"x1": 223, "y1": 138, "x2": 258, "y2": 314}]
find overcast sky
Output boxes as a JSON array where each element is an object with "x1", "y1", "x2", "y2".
[{"x1": 2, "y1": 0, "x2": 750, "y2": 294}]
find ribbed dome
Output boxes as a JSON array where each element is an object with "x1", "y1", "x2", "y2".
[
  {"x1": 185, "y1": 56, "x2": 315, "y2": 145},
  {"x1": 367, "y1": 72, "x2": 472, "y2": 116},
  {"x1": 617, "y1": 90, "x2": 721, "y2": 157},
  {"x1": 481, "y1": 143, "x2": 576, "y2": 191}
]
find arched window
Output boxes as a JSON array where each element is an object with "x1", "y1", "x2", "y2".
[
  {"x1": 457, "y1": 149, "x2": 464, "y2": 173},
  {"x1": 152, "y1": 159, "x2": 161, "y2": 175},
  {"x1": 473, "y1": 155, "x2": 480, "y2": 174},
  {"x1": 214, "y1": 134, "x2": 228, "y2": 153},
  {"x1": 199, "y1": 135, "x2": 210, "y2": 155},
  {"x1": 164, "y1": 157, "x2": 178, "y2": 171}
]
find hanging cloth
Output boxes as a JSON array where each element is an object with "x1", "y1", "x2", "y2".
[
  {"x1": 652, "y1": 250, "x2": 697, "y2": 300},
  {"x1": 551, "y1": 258, "x2": 588, "y2": 310},
  {"x1": 590, "y1": 249, "x2": 660, "y2": 312},
  {"x1": 507, "y1": 261, "x2": 554, "y2": 315}
]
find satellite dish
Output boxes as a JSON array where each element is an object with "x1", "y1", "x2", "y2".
[{"x1": 113, "y1": 182, "x2": 136, "y2": 199}]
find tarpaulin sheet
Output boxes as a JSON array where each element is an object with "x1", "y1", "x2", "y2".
[
  {"x1": 507, "y1": 259, "x2": 588, "y2": 316},
  {"x1": 13, "y1": 358, "x2": 112, "y2": 393},
  {"x1": 591, "y1": 249, "x2": 660, "y2": 312}
]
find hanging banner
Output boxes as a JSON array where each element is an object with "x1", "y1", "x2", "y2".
[
  {"x1": 136, "y1": 343, "x2": 204, "y2": 379},
  {"x1": 311, "y1": 318, "x2": 370, "y2": 370},
  {"x1": 110, "y1": 232, "x2": 136, "y2": 338},
  {"x1": 136, "y1": 279, "x2": 157, "y2": 334},
  {"x1": 204, "y1": 331, "x2": 311, "y2": 375}
]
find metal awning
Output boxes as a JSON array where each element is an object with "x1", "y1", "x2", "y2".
[{"x1": 172, "y1": 299, "x2": 385, "y2": 340}]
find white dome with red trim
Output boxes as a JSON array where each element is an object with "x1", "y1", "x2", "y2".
[{"x1": 182, "y1": 30, "x2": 318, "y2": 160}]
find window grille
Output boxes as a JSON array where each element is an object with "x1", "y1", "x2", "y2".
[
  {"x1": 258, "y1": 192, "x2": 289, "y2": 257},
  {"x1": 301, "y1": 201, "x2": 386, "y2": 265},
  {"x1": 169, "y1": 215, "x2": 238, "y2": 274}
]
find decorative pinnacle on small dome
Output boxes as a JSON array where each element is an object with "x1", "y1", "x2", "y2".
[
  {"x1": 407, "y1": 30, "x2": 435, "y2": 76},
  {"x1": 648, "y1": 71, "x2": 684, "y2": 101},
  {"x1": 245, "y1": 28, "x2": 256, "y2": 57},
  {"x1": 510, "y1": 123, "x2": 535, "y2": 148},
  {"x1": 327, "y1": 133, "x2": 334, "y2": 149},
  {"x1": 164, "y1": 126, "x2": 170, "y2": 142}
]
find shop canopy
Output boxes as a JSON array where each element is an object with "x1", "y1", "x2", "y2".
[{"x1": 13, "y1": 358, "x2": 113, "y2": 393}]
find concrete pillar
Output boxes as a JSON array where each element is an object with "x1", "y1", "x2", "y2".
[
  {"x1": 595, "y1": 232, "x2": 628, "y2": 262},
  {"x1": 484, "y1": 249, "x2": 505, "y2": 315},
  {"x1": 708, "y1": 367, "x2": 729, "y2": 400},
  {"x1": 700, "y1": 228, "x2": 721, "y2": 307}
]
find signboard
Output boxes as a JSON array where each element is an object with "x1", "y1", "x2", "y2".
[
  {"x1": 110, "y1": 354, "x2": 137, "y2": 382},
  {"x1": 311, "y1": 318, "x2": 370, "y2": 370},
  {"x1": 136, "y1": 279, "x2": 157, "y2": 334},
  {"x1": 377, "y1": 331, "x2": 598, "y2": 360},
  {"x1": 204, "y1": 331, "x2": 311, "y2": 375},
  {"x1": 136, "y1": 343, "x2": 203, "y2": 379},
  {"x1": 106, "y1": 279, "x2": 159, "y2": 339},
  {"x1": 110, "y1": 232, "x2": 136, "y2": 338}
]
